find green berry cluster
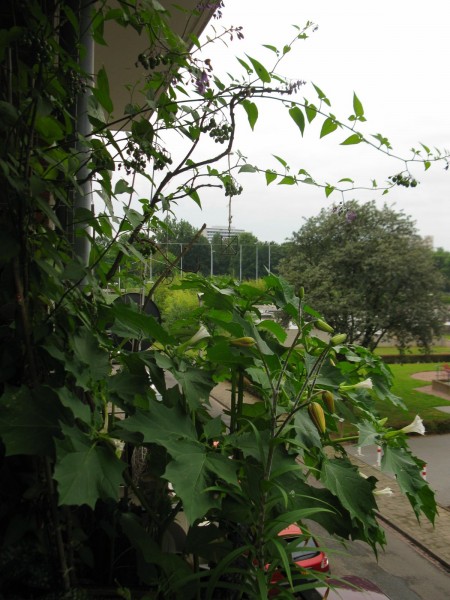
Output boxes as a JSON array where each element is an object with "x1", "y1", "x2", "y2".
[
  {"x1": 389, "y1": 173, "x2": 418, "y2": 188},
  {"x1": 200, "y1": 118, "x2": 233, "y2": 144}
]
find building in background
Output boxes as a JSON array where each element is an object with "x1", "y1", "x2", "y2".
[{"x1": 203, "y1": 225, "x2": 247, "y2": 243}]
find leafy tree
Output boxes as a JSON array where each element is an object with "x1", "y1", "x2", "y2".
[
  {"x1": 0, "y1": 0, "x2": 446, "y2": 597},
  {"x1": 433, "y1": 247, "x2": 450, "y2": 293},
  {"x1": 279, "y1": 201, "x2": 446, "y2": 351}
]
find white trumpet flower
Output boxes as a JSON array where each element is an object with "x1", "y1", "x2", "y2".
[
  {"x1": 340, "y1": 378, "x2": 373, "y2": 392},
  {"x1": 401, "y1": 415, "x2": 425, "y2": 436}
]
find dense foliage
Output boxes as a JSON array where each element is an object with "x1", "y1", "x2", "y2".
[
  {"x1": 0, "y1": 0, "x2": 445, "y2": 598},
  {"x1": 279, "y1": 201, "x2": 446, "y2": 352}
]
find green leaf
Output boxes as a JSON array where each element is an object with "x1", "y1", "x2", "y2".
[
  {"x1": 71, "y1": 327, "x2": 110, "y2": 382},
  {"x1": 312, "y1": 83, "x2": 331, "y2": 106},
  {"x1": 278, "y1": 176, "x2": 296, "y2": 185},
  {"x1": 353, "y1": 92, "x2": 364, "y2": 117},
  {"x1": 305, "y1": 103, "x2": 317, "y2": 123},
  {"x1": 0, "y1": 385, "x2": 70, "y2": 456},
  {"x1": 424, "y1": 161, "x2": 431, "y2": 171},
  {"x1": 239, "y1": 164, "x2": 257, "y2": 173},
  {"x1": 54, "y1": 440, "x2": 126, "y2": 507},
  {"x1": 325, "y1": 185, "x2": 335, "y2": 198},
  {"x1": 320, "y1": 458, "x2": 378, "y2": 529},
  {"x1": 320, "y1": 117, "x2": 338, "y2": 138},
  {"x1": 165, "y1": 446, "x2": 239, "y2": 523},
  {"x1": 34, "y1": 116, "x2": 64, "y2": 143},
  {"x1": 171, "y1": 366, "x2": 216, "y2": 411},
  {"x1": 241, "y1": 99, "x2": 258, "y2": 130},
  {"x1": 289, "y1": 106, "x2": 305, "y2": 136},
  {"x1": 257, "y1": 320, "x2": 287, "y2": 343},
  {"x1": 114, "y1": 179, "x2": 133, "y2": 195},
  {"x1": 111, "y1": 302, "x2": 173, "y2": 347},
  {"x1": 265, "y1": 170, "x2": 277, "y2": 185},
  {"x1": 236, "y1": 57, "x2": 252, "y2": 73},
  {"x1": 93, "y1": 67, "x2": 113, "y2": 114},
  {"x1": 246, "y1": 55, "x2": 271, "y2": 83},
  {"x1": 341, "y1": 134, "x2": 362, "y2": 145},
  {"x1": 382, "y1": 446, "x2": 436, "y2": 522}
]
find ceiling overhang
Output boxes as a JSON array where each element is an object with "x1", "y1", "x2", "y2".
[{"x1": 94, "y1": 1, "x2": 217, "y2": 123}]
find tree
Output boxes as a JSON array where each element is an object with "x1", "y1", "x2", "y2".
[
  {"x1": 0, "y1": 0, "x2": 444, "y2": 597},
  {"x1": 279, "y1": 201, "x2": 446, "y2": 351},
  {"x1": 433, "y1": 247, "x2": 450, "y2": 293}
]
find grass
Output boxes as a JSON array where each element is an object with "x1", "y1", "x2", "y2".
[{"x1": 374, "y1": 363, "x2": 450, "y2": 433}]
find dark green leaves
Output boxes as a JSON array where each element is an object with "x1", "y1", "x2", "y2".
[{"x1": 93, "y1": 67, "x2": 113, "y2": 114}]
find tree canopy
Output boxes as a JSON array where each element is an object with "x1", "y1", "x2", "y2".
[{"x1": 279, "y1": 201, "x2": 446, "y2": 350}]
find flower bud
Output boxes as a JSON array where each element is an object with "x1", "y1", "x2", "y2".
[
  {"x1": 315, "y1": 319, "x2": 334, "y2": 334},
  {"x1": 308, "y1": 402, "x2": 326, "y2": 434},
  {"x1": 299, "y1": 286, "x2": 305, "y2": 299},
  {"x1": 330, "y1": 333, "x2": 347, "y2": 346},
  {"x1": 322, "y1": 391, "x2": 335, "y2": 413},
  {"x1": 230, "y1": 336, "x2": 256, "y2": 347}
]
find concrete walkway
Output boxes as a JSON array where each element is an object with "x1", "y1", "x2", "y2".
[{"x1": 209, "y1": 381, "x2": 450, "y2": 572}]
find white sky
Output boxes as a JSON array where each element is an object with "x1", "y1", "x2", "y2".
[{"x1": 159, "y1": 0, "x2": 450, "y2": 249}]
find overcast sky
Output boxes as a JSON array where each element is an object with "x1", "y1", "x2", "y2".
[{"x1": 162, "y1": 0, "x2": 450, "y2": 249}]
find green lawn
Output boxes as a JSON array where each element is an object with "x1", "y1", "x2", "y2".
[
  {"x1": 374, "y1": 345, "x2": 449, "y2": 356},
  {"x1": 375, "y1": 363, "x2": 450, "y2": 433}
]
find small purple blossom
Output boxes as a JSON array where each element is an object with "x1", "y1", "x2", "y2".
[
  {"x1": 195, "y1": 70, "x2": 210, "y2": 95},
  {"x1": 345, "y1": 210, "x2": 357, "y2": 224}
]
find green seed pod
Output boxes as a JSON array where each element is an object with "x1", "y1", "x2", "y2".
[
  {"x1": 315, "y1": 319, "x2": 334, "y2": 334},
  {"x1": 322, "y1": 391, "x2": 335, "y2": 413},
  {"x1": 330, "y1": 333, "x2": 347, "y2": 345},
  {"x1": 308, "y1": 402, "x2": 326, "y2": 434},
  {"x1": 230, "y1": 336, "x2": 256, "y2": 347},
  {"x1": 299, "y1": 286, "x2": 305, "y2": 299}
]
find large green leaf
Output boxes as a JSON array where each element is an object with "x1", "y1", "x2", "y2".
[
  {"x1": 0, "y1": 385, "x2": 69, "y2": 456},
  {"x1": 289, "y1": 106, "x2": 305, "y2": 136},
  {"x1": 165, "y1": 443, "x2": 239, "y2": 523},
  {"x1": 382, "y1": 446, "x2": 436, "y2": 522},
  {"x1": 71, "y1": 326, "x2": 110, "y2": 381},
  {"x1": 320, "y1": 458, "x2": 378, "y2": 530},
  {"x1": 54, "y1": 440, "x2": 126, "y2": 507},
  {"x1": 119, "y1": 404, "x2": 198, "y2": 452},
  {"x1": 171, "y1": 365, "x2": 216, "y2": 411}
]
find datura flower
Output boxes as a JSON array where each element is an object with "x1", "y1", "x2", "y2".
[
  {"x1": 179, "y1": 325, "x2": 210, "y2": 351},
  {"x1": 384, "y1": 415, "x2": 425, "y2": 439},
  {"x1": 401, "y1": 415, "x2": 425, "y2": 436},
  {"x1": 339, "y1": 378, "x2": 373, "y2": 392}
]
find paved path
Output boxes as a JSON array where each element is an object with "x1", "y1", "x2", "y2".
[{"x1": 209, "y1": 381, "x2": 450, "y2": 572}]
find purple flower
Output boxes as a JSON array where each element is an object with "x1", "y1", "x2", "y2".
[
  {"x1": 195, "y1": 70, "x2": 209, "y2": 95},
  {"x1": 345, "y1": 210, "x2": 357, "y2": 223}
]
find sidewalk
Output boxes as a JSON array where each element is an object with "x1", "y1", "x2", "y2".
[{"x1": 209, "y1": 382, "x2": 450, "y2": 572}]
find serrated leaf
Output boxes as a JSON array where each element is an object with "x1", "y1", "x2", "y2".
[
  {"x1": 341, "y1": 134, "x2": 362, "y2": 145},
  {"x1": 265, "y1": 170, "x2": 277, "y2": 185},
  {"x1": 165, "y1": 446, "x2": 239, "y2": 523},
  {"x1": 0, "y1": 385, "x2": 69, "y2": 456},
  {"x1": 242, "y1": 99, "x2": 258, "y2": 130},
  {"x1": 320, "y1": 458, "x2": 378, "y2": 529},
  {"x1": 54, "y1": 442, "x2": 126, "y2": 507},
  {"x1": 382, "y1": 446, "x2": 436, "y2": 522},
  {"x1": 289, "y1": 106, "x2": 305, "y2": 136},
  {"x1": 320, "y1": 117, "x2": 338, "y2": 138}
]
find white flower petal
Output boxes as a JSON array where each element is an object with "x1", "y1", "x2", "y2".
[{"x1": 401, "y1": 415, "x2": 425, "y2": 435}]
